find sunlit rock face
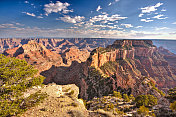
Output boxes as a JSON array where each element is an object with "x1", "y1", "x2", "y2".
[{"x1": 3, "y1": 40, "x2": 63, "y2": 72}]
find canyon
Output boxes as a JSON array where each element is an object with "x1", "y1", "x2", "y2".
[{"x1": 1, "y1": 38, "x2": 176, "y2": 101}]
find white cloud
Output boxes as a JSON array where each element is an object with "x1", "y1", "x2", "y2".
[
  {"x1": 60, "y1": 15, "x2": 85, "y2": 23},
  {"x1": 121, "y1": 24, "x2": 133, "y2": 28},
  {"x1": 108, "y1": 3, "x2": 112, "y2": 6},
  {"x1": 22, "y1": 12, "x2": 36, "y2": 17},
  {"x1": 108, "y1": 0, "x2": 120, "y2": 6},
  {"x1": 172, "y1": 22, "x2": 176, "y2": 24},
  {"x1": 155, "y1": 27, "x2": 169, "y2": 30},
  {"x1": 44, "y1": 1, "x2": 73, "y2": 16},
  {"x1": 24, "y1": 1, "x2": 29, "y2": 4},
  {"x1": 141, "y1": 2, "x2": 163, "y2": 13},
  {"x1": 90, "y1": 14, "x2": 127, "y2": 23},
  {"x1": 161, "y1": 9, "x2": 166, "y2": 12},
  {"x1": 0, "y1": 24, "x2": 14, "y2": 28},
  {"x1": 37, "y1": 16, "x2": 43, "y2": 19},
  {"x1": 115, "y1": 0, "x2": 120, "y2": 2},
  {"x1": 135, "y1": 26, "x2": 143, "y2": 28},
  {"x1": 15, "y1": 23, "x2": 24, "y2": 26},
  {"x1": 96, "y1": 6, "x2": 102, "y2": 12},
  {"x1": 141, "y1": 19, "x2": 153, "y2": 22},
  {"x1": 138, "y1": 13, "x2": 144, "y2": 17},
  {"x1": 169, "y1": 32, "x2": 176, "y2": 35},
  {"x1": 101, "y1": 20, "x2": 108, "y2": 24},
  {"x1": 152, "y1": 14, "x2": 168, "y2": 19}
]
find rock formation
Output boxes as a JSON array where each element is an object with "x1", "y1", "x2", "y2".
[
  {"x1": 3, "y1": 40, "x2": 63, "y2": 72},
  {"x1": 42, "y1": 40, "x2": 175, "y2": 100},
  {"x1": 0, "y1": 38, "x2": 115, "y2": 54},
  {"x1": 61, "y1": 48, "x2": 90, "y2": 65}
]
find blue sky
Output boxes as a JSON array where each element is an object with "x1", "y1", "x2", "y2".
[{"x1": 0, "y1": 0, "x2": 176, "y2": 39}]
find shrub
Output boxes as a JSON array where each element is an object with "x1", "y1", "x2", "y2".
[
  {"x1": 129, "y1": 94, "x2": 135, "y2": 101},
  {"x1": 170, "y1": 101, "x2": 176, "y2": 111},
  {"x1": 135, "y1": 95, "x2": 157, "y2": 108},
  {"x1": 137, "y1": 105, "x2": 149, "y2": 116},
  {"x1": 123, "y1": 94, "x2": 130, "y2": 102},
  {"x1": 113, "y1": 91, "x2": 122, "y2": 98},
  {"x1": 67, "y1": 90, "x2": 75, "y2": 96},
  {"x1": 80, "y1": 98, "x2": 87, "y2": 108},
  {"x1": 22, "y1": 91, "x2": 48, "y2": 109},
  {"x1": 167, "y1": 87, "x2": 176, "y2": 100},
  {"x1": 0, "y1": 55, "x2": 46, "y2": 116},
  {"x1": 114, "y1": 108, "x2": 124, "y2": 115},
  {"x1": 149, "y1": 81, "x2": 165, "y2": 96},
  {"x1": 104, "y1": 103, "x2": 114, "y2": 111}
]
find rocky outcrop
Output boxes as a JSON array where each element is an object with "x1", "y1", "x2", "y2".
[
  {"x1": 20, "y1": 83, "x2": 89, "y2": 117},
  {"x1": 61, "y1": 48, "x2": 90, "y2": 65}
]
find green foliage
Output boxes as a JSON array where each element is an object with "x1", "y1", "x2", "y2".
[
  {"x1": 113, "y1": 91, "x2": 122, "y2": 98},
  {"x1": 96, "y1": 47, "x2": 115, "y2": 54},
  {"x1": 170, "y1": 101, "x2": 176, "y2": 111},
  {"x1": 147, "y1": 95, "x2": 158, "y2": 107},
  {"x1": 67, "y1": 90, "x2": 75, "y2": 96},
  {"x1": 0, "y1": 54, "x2": 46, "y2": 116},
  {"x1": 135, "y1": 95, "x2": 157, "y2": 108},
  {"x1": 100, "y1": 61, "x2": 117, "y2": 74},
  {"x1": 22, "y1": 91, "x2": 47, "y2": 109},
  {"x1": 104, "y1": 103, "x2": 114, "y2": 111},
  {"x1": 148, "y1": 81, "x2": 165, "y2": 96},
  {"x1": 129, "y1": 94, "x2": 135, "y2": 101},
  {"x1": 137, "y1": 105, "x2": 149, "y2": 116},
  {"x1": 114, "y1": 108, "x2": 124, "y2": 115},
  {"x1": 80, "y1": 98, "x2": 87, "y2": 108},
  {"x1": 89, "y1": 66, "x2": 102, "y2": 78},
  {"x1": 167, "y1": 87, "x2": 176, "y2": 100},
  {"x1": 123, "y1": 94, "x2": 130, "y2": 102}
]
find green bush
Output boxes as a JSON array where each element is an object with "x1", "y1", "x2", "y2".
[
  {"x1": 149, "y1": 81, "x2": 165, "y2": 96},
  {"x1": 67, "y1": 90, "x2": 75, "y2": 96},
  {"x1": 0, "y1": 54, "x2": 46, "y2": 116},
  {"x1": 135, "y1": 95, "x2": 157, "y2": 108},
  {"x1": 129, "y1": 94, "x2": 135, "y2": 101},
  {"x1": 104, "y1": 103, "x2": 114, "y2": 111},
  {"x1": 123, "y1": 94, "x2": 130, "y2": 102},
  {"x1": 167, "y1": 87, "x2": 176, "y2": 100},
  {"x1": 170, "y1": 101, "x2": 176, "y2": 111},
  {"x1": 113, "y1": 91, "x2": 122, "y2": 98},
  {"x1": 22, "y1": 91, "x2": 47, "y2": 109},
  {"x1": 137, "y1": 105, "x2": 149, "y2": 116}
]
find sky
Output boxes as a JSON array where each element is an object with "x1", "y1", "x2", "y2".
[{"x1": 0, "y1": 0, "x2": 176, "y2": 39}]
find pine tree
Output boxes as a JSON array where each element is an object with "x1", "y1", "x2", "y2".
[{"x1": 0, "y1": 54, "x2": 46, "y2": 116}]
